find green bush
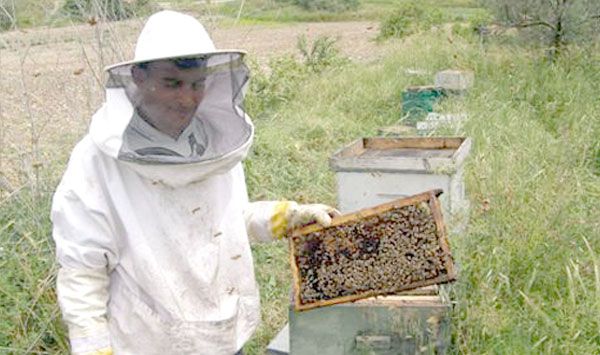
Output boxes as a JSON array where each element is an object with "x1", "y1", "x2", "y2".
[
  {"x1": 481, "y1": 0, "x2": 600, "y2": 58},
  {"x1": 61, "y1": 0, "x2": 150, "y2": 21},
  {"x1": 246, "y1": 55, "x2": 308, "y2": 118},
  {"x1": 0, "y1": 4, "x2": 15, "y2": 31},
  {"x1": 451, "y1": 11, "x2": 495, "y2": 41},
  {"x1": 246, "y1": 35, "x2": 348, "y2": 118},
  {"x1": 378, "y1": 2, "x2": 444, "y2": 40},
  {"x1": 0, "y1": 1, "x2": 44, "y2": 31},
  {"x1": 297, "y1": 34, "x2": 348, "y2": 73},
  {"x1": 294, "y1": 0, "x2": 360, "y2": 12}
]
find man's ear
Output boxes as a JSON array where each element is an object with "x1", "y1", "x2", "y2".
[{"x1": 131, "y1": 65, "x2": 148, "y2": 86}]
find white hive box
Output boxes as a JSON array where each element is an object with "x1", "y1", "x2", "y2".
[
  {"x1": 416, "y1": 113, "x2": 467, "y2": 135},
  {"x1": 434, "y1": 70, "x2": 474, "y2": 92},
  {"x1": 329, "y1": 137, "x2": 471, "y2": 232}
]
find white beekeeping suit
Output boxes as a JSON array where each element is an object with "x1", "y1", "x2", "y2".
[{"x1": 51, "y1": 10, "x2": 339, "y2": 355}]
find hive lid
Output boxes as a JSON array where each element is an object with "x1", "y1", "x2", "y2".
[{"x1": 330, "y1": 137, "x2": 471, "y2": 174}]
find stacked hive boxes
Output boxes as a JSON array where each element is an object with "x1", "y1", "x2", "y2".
[
  {"x1": 287, "y1": 137, "x2": 471, "y2": 354},
  {"x1": 330, "y1": 137, "x2": 471, "y2": 232}
]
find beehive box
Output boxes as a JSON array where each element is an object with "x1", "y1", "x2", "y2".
[
  {"x1": 434, "y1": 69, "x2": 474, "y2": 93},
  {"x1": 330, "y1": 137, "x2": 471, "y2": 232},
  {"x1": 289, "y1": 294, "x2": 450, "y2": 355},
  {"x1": 289, "y1": 190, "x2": 455, "y2": 311}
]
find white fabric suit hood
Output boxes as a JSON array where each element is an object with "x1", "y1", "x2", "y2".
[
  {"x1": 92, "y1": 10, "x2": 254, "y2": 186},
  {"x1": 52, "y1": 11, "x2": 261, "y2": 355}
]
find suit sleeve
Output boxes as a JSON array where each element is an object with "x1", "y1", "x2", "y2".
[
  {"x1": 232, "y1": 163, "x2": 291, "y2": 242},
  {"x1": 52, "y1": 180, "x2": 119, "y2": 355}
]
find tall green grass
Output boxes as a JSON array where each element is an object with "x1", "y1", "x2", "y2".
[
  {"x1": 1, "y1": 17, "x2": 599, "y2": 355},
  {"x1": 0, "y1": 192, "x2": 68, "y2": 353},
  {"x1": 446, "y1": 45, "x2": 600, "y2": 353}
]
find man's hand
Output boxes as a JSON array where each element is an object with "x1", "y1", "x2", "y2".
[
  {"x1": 262, "y1": 201, "x2": 342, "y2": 240},
  {"x1": 285, "y1": 202, "x2": 341, "y2": 231},
  {"x1": 79, "y1": 347, "x2": 113, "y2": 355}
]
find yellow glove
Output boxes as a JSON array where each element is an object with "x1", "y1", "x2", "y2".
[
  {"x1": 271, "y1": 201, "x2": 341, "y2": 239},
  {"x1": 85, "y1": 348, "x2": 113, "y2": 355}
]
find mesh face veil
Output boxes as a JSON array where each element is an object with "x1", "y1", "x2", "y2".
[{"x1": 105, "y1": 53, "x2": 252, "y2": 165}]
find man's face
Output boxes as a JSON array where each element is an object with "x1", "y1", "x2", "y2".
[{"x1": 132, "y1": 60, "x2": 206, "y2": 138}]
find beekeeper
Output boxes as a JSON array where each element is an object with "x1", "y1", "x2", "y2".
[{"x1": 51, "y1": 10, "x2": 339, "y2": 355}]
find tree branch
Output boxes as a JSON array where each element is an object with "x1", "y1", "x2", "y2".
[
  {"x1": 575, "y1": 14, "x2": 600, "y2": 27},
  {"x1": 513, "y1": 20, "x2": 556, "y2": 31}
]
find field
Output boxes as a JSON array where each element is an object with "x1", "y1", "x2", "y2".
[{"x1": 1, "y1": 0, "x2": 600, "y2": 354}]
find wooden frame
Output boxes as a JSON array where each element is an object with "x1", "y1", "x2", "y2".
[
  {"x1": 330, "y1": 136, "x2": 472, "y2": 174},
  {"x1": 289, "y1": 189, "x2": 456, "y2": 311}
]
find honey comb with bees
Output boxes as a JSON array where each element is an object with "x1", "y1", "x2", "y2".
[{"x1": 289, "y1": 189, "x2": 456, "y2": 311}]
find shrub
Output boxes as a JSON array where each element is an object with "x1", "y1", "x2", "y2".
[
  {"x1": 481, "y1": 0, "x2": 600, "y2": 58},
  {"x1": 451, "y1": 11, "x2": 496, "y2": 41},
  {"x1": 246, "y1": 35, "x2": 348, "y2": 118},
  {"x1": 297, "y1": 34, "x2": 348, "y2": 73},
  {"x1": 0, "y1": 3, "x2": 16, "y2": 31},
  {"x1": 61, "y1": 0, "x2": 150, "y2": 21},
  {"x1": 246, "y1": 55, "x2": 308, "y2": 117},
  {"x1": 378, "y1": 2, "x2": 443, "y2": 40},
  {"x1": 294, "y1": 0, "x2": 360, "y2": 12}
]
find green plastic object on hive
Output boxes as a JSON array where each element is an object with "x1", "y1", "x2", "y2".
[{"x1": 401, "y1": 86, "x2": 446, "y2": 124}]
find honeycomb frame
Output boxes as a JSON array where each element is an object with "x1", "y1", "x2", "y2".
[{"x1": 289, "y1": 189, "x2": 456, "y2": 311}]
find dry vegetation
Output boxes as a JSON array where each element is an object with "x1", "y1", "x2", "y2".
[{"x1": 0, "y1": 20, "x2": 140, "y2": 195}]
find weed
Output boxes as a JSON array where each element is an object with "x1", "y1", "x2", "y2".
[
  {"x1": 61, "y1": 0, "x2": 152, "y2": 21},
  {"x1": 245, "y1": 55, "x2": 308, "y2": 118},
  {"x1": 378, "y1": 2, "x2": 444, "y2": 40},
  {"x1": 294, "y1": 0, "x2": 360, "y2": 12},
  {"x1": 296, "y1": 34, "x2": 348, "y2": 73},
  {"x1": 0, "y1": 190, "x2": 68, "y2": 353},
  {"x1": 245, "y1": 35, "x2": 348, "y2": 118}
]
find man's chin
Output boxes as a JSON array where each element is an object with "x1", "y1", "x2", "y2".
[{"x1": 171, "y1": 117, "x2": 193, "y2": 133}]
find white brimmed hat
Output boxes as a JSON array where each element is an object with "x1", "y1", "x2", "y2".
[{"x1": 105, "y1": 10, "x2": 246, "y2": 71}]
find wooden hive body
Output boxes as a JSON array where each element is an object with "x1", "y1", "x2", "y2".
[
  {"x1": 330, "y1": 137, "x2": 471, "y2": 233},
  {"x1": 289, "y1": 294, "x2": 450, "y2": 354}
]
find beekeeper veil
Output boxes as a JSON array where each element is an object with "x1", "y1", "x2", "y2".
[{"x1": 90, "y1": 10, "x2": 253, "y2": 185}]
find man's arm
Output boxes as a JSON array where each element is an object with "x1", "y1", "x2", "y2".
[
  {"x1": 52, "y1": 186, "x2": 118, "y2": 355},
  {"x1": 57, "y1": 267, "x2": 112, "y2": 355},
  {"x1": 234, "y1": 163, "x2": 340, "y2": 242}
]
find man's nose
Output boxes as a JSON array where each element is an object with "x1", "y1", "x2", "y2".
[{"x1": 178, "y1": 85, "x2": 202, "y2": 105}]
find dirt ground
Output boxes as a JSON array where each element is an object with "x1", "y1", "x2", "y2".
[
  {"x1": 0, "y1": 19, "x2": 382, "y2": 67},
  {"x1": 211, "y1": 21, "x2": 383, "y2": 63},
  {"x1": 0, "y1": 19, "x2": 384, "y2": 192}
]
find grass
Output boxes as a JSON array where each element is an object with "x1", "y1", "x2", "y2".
[
  {"x1": 213, "y1": 0, "x2": 486, "y2": 24},
  {"x1": 0, "y1": 192, "x2": 68, "y2": 353},
  {"x1": 446, "y1": 44, "x2": 600, "y2": 353},
  {"x1": 1, "y1": 1, "x2": 600, "y2": 354},
  {"x1": 1, "y1": 0, "x2": 486, "y2": 31}
]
